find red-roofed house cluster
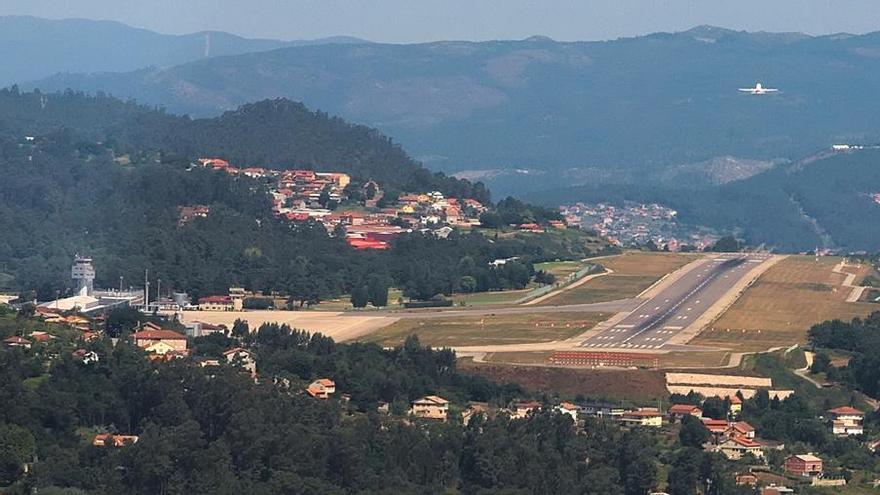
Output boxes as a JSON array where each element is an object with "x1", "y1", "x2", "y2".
[{"x1": 197, "y1": 157, "x2": 489, "y2": 250}]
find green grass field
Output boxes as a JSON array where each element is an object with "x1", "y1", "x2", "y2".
[
  {"x1": 365, "y1": 312, "x2": 610, "y2": 347},
  {"x1": 538, "y1": 252, "x2": 696, "y2": 306},
  {"x1": 533, "y1": 260, "x2": 588, "y2": 278}
]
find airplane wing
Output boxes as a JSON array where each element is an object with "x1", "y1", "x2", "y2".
[
  {"x1": 738, "y1": 88, "x2": 754, "y2": 92},
  {"x1": 765, "y1": 88, "x2": 779, "y2": 92}
]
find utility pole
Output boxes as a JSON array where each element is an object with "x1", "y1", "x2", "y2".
[
  {"x1": 144, "y1": 269, "x2": 150, "y2": 311},
  {"x1": 157, "y1": 279, "x2": 161, "y2": 305}
]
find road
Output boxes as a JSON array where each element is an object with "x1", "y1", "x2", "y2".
[{"x1": 579, "y1": 253, "x2": 773, "y2": 350}]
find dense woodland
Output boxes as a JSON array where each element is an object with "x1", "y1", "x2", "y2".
[
  {"x1": 0, "y1": 88, "x2": 598, "y2": 301},
  {"x1": 0, "y1": 307, "x2": 761, "y2": 495}
]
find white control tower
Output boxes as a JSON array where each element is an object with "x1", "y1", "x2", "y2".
[{"x1": 71, "y1": 255, "x2": 95, "y2": 296}]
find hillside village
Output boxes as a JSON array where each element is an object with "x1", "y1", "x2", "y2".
[
  {"x1": 560, "y1": 202, "x2": 718, "y2": 251},
  {"x1": 196, "y1": 158, "x2": 491, "y2": 250}
]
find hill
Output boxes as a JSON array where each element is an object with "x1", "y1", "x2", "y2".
[
  {"x1": 0, "y1": 16, "x2": 367, "y2": 87},
  {"x1": 27, "y1": 25, "x2": 880, "y2": 195},
  {"x1": 0, "y1": 88, "x2": 483, "y2": 200},
  {"x1": 530, "y1": 147, "x2": 880, "y2": 252},
  {"x1": 0, "y1": 89, "x2": 599, "y2": 301}
]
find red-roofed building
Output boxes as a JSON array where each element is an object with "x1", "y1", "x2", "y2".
[
  {"x1": 3, "y1": 336, "x2": 31, "y2": 349},
  {"x1": 784, "y1": 454, "x2": 823, "y2": 477},
  {"x1": 668, "y1": 404, "x2": 703, "y2": 421},
  {"x1": 728, "y1": 394, "x2": 743, "y2": 417},
  {"x1": 730, "y1": 421, "x2": 756, "y2": 439},
  {"x1": 346, "y1": 238, "x2": 389, "y2": 250},
  {"x1": 719, "y1": 436, "x2": 764, "y2": 460},
  {"x1": 518, "y1": 223, "x2": 544, "y2": 233},
  {"x1": 547, "y1": 351, "x2": 659, "y2": 369},
  {"x1": 132, "y1": 328, "x2": 188, "y2": 353},
  {"x1": 702, "y1": 418, "x2": 730, "y2": 436},
  {"x1": 827, "y1": 406, "x2": 864, "y2": 436},
  {"x1": 621, "y1": 408, "x2": 663, "y2": 427},
  {"x1": 198, "y1": 295, "x2": 234, "y2": 311},
  {"x1": 306, "y1": 378, "x2": 336, "y2": 399}
]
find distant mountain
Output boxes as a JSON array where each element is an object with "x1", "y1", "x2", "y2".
[
  {"x1": 528, "y1": 147, "x2": 880, "y2": 252},
  {"x1": 28, "y1": 25, "x2": 880, "y2": 195},
  {"x1": 0, "y1": 16, "x2": 368, "y2": 87}
]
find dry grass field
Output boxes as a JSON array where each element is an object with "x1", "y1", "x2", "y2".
[
  {"x1": 538, "y1": 252, "x2": 697, "y2": 306},
  {"x1": 692, "y1": 256, "x2": 878, "y2": 351},
  {"x1": 364, "y1": 312, "x2": 610, "y2": 347}
]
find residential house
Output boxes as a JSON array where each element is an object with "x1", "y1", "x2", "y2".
[
  {"x1": 132, "y1": 328, "x2": 188, "y2": 354},
  {"x1": 223, "y1": 347, "x2": 257, "y2": 377},
  {"x1": 702, "y1": 418, "x2": 730, "y2": 438},
  {"x1": 730, "y1": 421, "x2": 756, "y2": 439},
  {"x1": 734, "y1": 473, "x2": 758, "y2": 486},
  {"x1": 581, "y1": 402, "x2": 627, "y2": 419},
  {"x1": 668, "y1": 404, "x2": 703, "y2": 421},
  {"x1": 718, "y1": 437, "x2": 764, "y2": 460},
  {"x1": 3, "y1": 336, "x2": 31, "y2": 349},
  {"x1": 555, "y1": 402, "x2": 581, "y2": 422},
  {"x1": 29, "y1": 331, "x2": 55, "y2": 343},
  {"x1": 510, "y1": 400, "x2": 542, "y2": 419},
  {"x1": 306, "y1": 378, "x2": 336, "y2": 399},
  {"x1": 827, "y1": 406, "x2": 864, "y2": 436},
  {"x1": 461, "y1": 402, "x2": 492, "y2": 425},
  {"x1": 784, "y1": 454, "x2": 823, "y2": 478},
  {"x1": 411, "y1": 395, "x2": 450, "y2": 421},
  {"x1": 72, "y1": 348, "x2": 99, "y2": 364},
  {"x1": 198, "y1": 295, "x2": 234, "y2": 311},
  {"x1": 620, "y1": 408, "x2": 663, "y2": 428},
  {"x1": 92, "y1": 434, "x2": 139, "y2": 447},
  {"x1": 728, "y1": 395, "x2": 743, "y2": 418}
]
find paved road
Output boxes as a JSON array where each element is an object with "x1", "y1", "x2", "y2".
[{"x1": 579, "y1": 253, "x2": 772, "y2": 350}]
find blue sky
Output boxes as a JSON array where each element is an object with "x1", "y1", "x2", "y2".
[{"x1": 1, "y1": 0, "x2": 878, "y2": 42}]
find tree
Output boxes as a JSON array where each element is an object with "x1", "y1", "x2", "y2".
[
  {"x1": 709, "y1": 235, "x2": 742, "y2": 253},
  {"x1": 667, "y1": 448, "x2": 702, "y2": 495},
  {"x1": 702, "y1": 396, "x2": 729, "y2": 419},
  {"x1": 459, "y1": 276, "x2": 477, "y2": 293},
  {"x1": 350, "y1": 285, "x2": 369, "y2": 308},
  {"x1": 534, "y1": 270, "x2": 556, "y2": 285},
  {"x1": 231, "y1": 318, "x2": 249, "y2": 338},
  {"x1": 679, "y1": 415, "x2": 710, "y2": 448},
  {"x1": 0, "y1": 423, "x2": 35, "y2": 485},
  {"x1": 811, "y1": 352, "x2": 831, "y2": 374},
  {"x1": 367, "y1": 277, "x2": 389, "y2": 307}
]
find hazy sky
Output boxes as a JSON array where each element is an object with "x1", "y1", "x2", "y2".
[{"x1": 2, "y1": 0, "x2": 879, "y2": 42}]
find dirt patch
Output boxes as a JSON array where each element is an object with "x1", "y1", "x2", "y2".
[{"x1": 460, "y1": 360, "x2": 667, "y2": 401}]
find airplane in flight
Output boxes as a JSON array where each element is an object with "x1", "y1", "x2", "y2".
[{"x1": 738, "y1": 82, "x2": 778, "y2": 95}]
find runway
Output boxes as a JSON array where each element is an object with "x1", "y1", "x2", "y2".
[{"x1": 579, "y1": 253, "x2": 772, "y2": 350}]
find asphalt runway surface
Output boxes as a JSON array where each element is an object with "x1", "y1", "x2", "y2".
[{"x1": 579, "y1": 253, "x2": 771, "y2": 350}]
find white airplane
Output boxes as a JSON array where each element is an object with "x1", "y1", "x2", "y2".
[{"x1": 738, "y1": 82, "x2": 778, "y2": 95}]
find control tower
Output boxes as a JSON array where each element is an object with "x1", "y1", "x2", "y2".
[{"x1": 71, "y1": 255, "x2": 95, "y2": 296}]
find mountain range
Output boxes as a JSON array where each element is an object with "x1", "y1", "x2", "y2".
[
  {"x1": 0, "y1": 16, "x2": 366, "y2": 87},
  {"x1": 19, "y1": 23, "x2": 880, "y2": 196}
]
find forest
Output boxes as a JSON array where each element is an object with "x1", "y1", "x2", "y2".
[{"x1": 0, "y1": 307, "x2": 757, "y2": 495}]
